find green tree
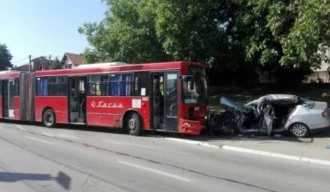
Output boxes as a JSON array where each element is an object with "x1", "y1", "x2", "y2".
[
  {"x1": 79, "y1": 0, "x2": 239, "y2": 67},
  {"x1": 79, "y1": 0, "x2": 170, "y2": 63},
  {"x1": 153, "y1": 0, "x2": 255, "y2": 84},
  {"x1": 53, "y1": 57, "x2": 63, "y2": 69},
  {"x1": 82, "y1": 48, "x2": 103, "y2": 63},
  {"x1": 0, "y1": 44, "x2": 13, "y2": 70},
  {"x1": 154, "y1": 0, "x2": 225, "y2": 64},
  {"x1": 235, "y1": 0, "x2": 330, "y2": 82},
  {"x1": 80, "y1": 0, "x2": 330, "y2": 84}
]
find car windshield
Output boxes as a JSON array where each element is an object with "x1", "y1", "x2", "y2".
[{"x1": 182, "y1": 75, "x2": 208, "y2": 104}]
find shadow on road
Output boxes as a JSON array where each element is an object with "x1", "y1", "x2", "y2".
[{"x1": 0, "y1": 171, "x2": 71, "y2": 190}]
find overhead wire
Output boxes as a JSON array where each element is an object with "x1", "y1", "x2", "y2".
[{"x1": 12, "y1": 56, "x2": 29, "y2": 65}]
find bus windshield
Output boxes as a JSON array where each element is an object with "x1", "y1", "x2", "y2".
[{"x1": 182, "y1": 75, "x2": 208, "y2": 104}]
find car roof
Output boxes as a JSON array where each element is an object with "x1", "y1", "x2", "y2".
[
  {"x1": 246, "y1": 94, "x2": 298, "y2": 105},
  {"x1": 262, "y1": 94, "x2": 297, "y2": 101}
]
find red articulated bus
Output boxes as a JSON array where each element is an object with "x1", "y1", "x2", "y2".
[{"x1": 0, "y1": 61, "x2": 208, "y2": 135}]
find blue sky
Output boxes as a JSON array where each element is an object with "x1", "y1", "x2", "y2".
[{"x1": 0, "y1": 0, "x2": 106, "y2": 66}]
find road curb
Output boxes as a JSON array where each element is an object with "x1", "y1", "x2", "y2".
[
  {"x1": 164, "y1": 138, "x2": 330, "y2": 167},
  {"x1": 163, "y1": 138, "x2": 219, "y2": 149}
]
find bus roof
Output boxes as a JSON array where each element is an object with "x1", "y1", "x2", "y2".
[
  {"x1": 35, "y1": 61, "x2": 205, "y2": 77},
  {"x1": 76, "y1": 62, "x2": 127, "y2": 68},
  {"x1": 0, "y1": 70, "x2": 21, "y2": 79}
]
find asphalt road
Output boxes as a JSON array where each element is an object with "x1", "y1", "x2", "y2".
[{"x1": 0, "y1": 122, "x2": 330, "y2": 192}]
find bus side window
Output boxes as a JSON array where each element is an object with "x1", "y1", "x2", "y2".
[
  {"x1": 133, "y1": 72, "x2": 149, "y2": 96},
  {"x1": 87, "y1": 73, "x2": 133, "y2": 96},
  {"x1": 88, "y1": 75, "x2": 101, "y2": 96},
  {"x1": 48, "y1": 77, "x2": 67, "y2": 96},
  {"x1": 108, "y1": 73, "x2": 132, "y2": 96},
  {"x1": 109, "y1": 74, "x2": 120, "y2": 96},
  {"x1": 122, "y1": 74, "x2": 132, "y2": 96},
  {"x1": 14, "y1": 78, "x2": 20, "y2": 96},
  {"x1": 57, "y1": 77, "x2": 67, "y2": 96},
  {"x1": 48, "y1": 77, "x2": 57, "y2": 96},
  {"x1": 36, "y1": 77, "x2": 49, "y2": 96},
  {"x1": 100, "y1": 75, "x2": 108, "y2": 96}
]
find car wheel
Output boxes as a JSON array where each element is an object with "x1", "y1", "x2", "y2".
[
  {"x1": 126, "y1": 113, "x2": 143, "y2": 136},
  {"x1": 222, "y1": 120, "x2": 238, "y2": 136},
  {"x1": 289, "y1": 123, "x2": 309, "y2": 137},
  {"x1": 43, "y1": 109, "x2": 56, "y2": 128}
]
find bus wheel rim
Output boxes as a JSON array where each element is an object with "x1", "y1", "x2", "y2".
[
  {"x1": 46, "y1": 114, "x2": 53, "y2": 124},
  {"x1": 128, "y1": 119, "x2": 136, "y2": 131}
]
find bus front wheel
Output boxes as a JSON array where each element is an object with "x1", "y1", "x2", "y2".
[
  {"x1": 126, "y1": 113, "x2": 143, "y2": 136},
  {"x1": 43, "y1": 109, "x2": 56, "y2": 128}
]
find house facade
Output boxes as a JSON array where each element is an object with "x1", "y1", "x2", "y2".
[
  {"x1": 16, "y1": 56, "x2": 60, "y2": 71},
  {"x1": 304, "y1": 49, "x2": 330, "y2": 83},
  {"x1": 62, "y1": 53, "x2": 84, "y2": 69},
  {"x1": 258, "y1": 49, "x2": 330, "y2": 84}
]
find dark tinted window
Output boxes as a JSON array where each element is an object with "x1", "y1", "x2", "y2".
[{"x1": 133, "y1": 72, "x2": 149, "y2": 96}]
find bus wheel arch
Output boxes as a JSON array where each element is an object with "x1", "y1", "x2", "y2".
[
  {"x1": 123, "y1": 110, "x2": 143, "y2": 136},
  {"x1": 42, "y1": 107, "x2": 56, "y2": 128}
]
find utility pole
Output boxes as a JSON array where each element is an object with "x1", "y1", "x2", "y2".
[
  {"x1": 29, "y1": 55, "x2": 32, "y2": 72},
  {"x1": 49, "y1": 55, "x2": 52, "y2": 70}
]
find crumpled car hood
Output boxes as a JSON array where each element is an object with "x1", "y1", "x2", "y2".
[{"x1": 220, "y1": 97, "x2": 252, "y2": 113}]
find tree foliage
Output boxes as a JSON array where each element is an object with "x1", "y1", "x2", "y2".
[
  {"x1": 0, "y1": 44, "x2": 13, "y2": 70},
  {"x1": 154, "y1": 0, "x2": 229, "y2": 64},
  {"x1": 236, "y1": 0, "x2": 330, "y2": 71},
  {"x1": 79, "y1": 0, "x2": 170, "y2": 63},
  {"x1": 79, "y1": 0, "x2": 238, "y2": 66},
  {"x1": 82, "y1": 48, "x2": 103, "y2": 63},
  {"x1": 80, "y1": 0, "x2": 330, "y2": 83}
]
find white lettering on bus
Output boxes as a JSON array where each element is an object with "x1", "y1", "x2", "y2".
[{"x1": 91, "y1": 101, "x2": 124, "y2": 108}]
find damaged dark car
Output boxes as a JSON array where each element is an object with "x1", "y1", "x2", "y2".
[{"x1": 209, "y1": 94, "x2": 330, "y2": 137}]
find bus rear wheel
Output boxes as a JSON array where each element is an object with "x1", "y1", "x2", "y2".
[
  {"x1": 43, "y1": 109, "x2": 56, "y2": 128},
  {"x1": 126, "y1": 113, "x2": 143, "y2": 136}
]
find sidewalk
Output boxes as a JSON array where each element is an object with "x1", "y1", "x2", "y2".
[
  {"x1": 210, "y1": 135, "x2": 330, "y2": 160},
  {"x1": 169, "y1": 131, "x2": 330, "y2": 166}
]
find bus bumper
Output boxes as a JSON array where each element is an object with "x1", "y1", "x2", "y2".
[{"x1": 179, "y1": 119, "x2": 202, "y2": 135}]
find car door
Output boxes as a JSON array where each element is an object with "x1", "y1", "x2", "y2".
[{"x1": 261, "y1": 105, "x2": 275, "y2": 136}]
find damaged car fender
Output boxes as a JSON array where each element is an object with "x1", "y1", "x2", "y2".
[{"x1": 212, "y1": 94, "x2": 330, "y2": 137}]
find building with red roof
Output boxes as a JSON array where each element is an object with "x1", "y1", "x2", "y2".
[{"x1": 62, "y1": 52, "x2": 84, "y2": 68}]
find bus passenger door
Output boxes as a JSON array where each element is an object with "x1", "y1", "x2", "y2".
[
  {"x1": 69, "y1": 77, "x2": 86, "y2": 124},
  {"x1": 151, "y1": 72, "x2": 178, "y2": 131},
  {"x1": 2, "y1": 80, "x2": 15, "y2": 118},
  {"x1": 151, "y1": 73, "x2": 164, "y2": 130},
  {"x1": 164, "y1": 72, "x2": 178, "y2": 131}
]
